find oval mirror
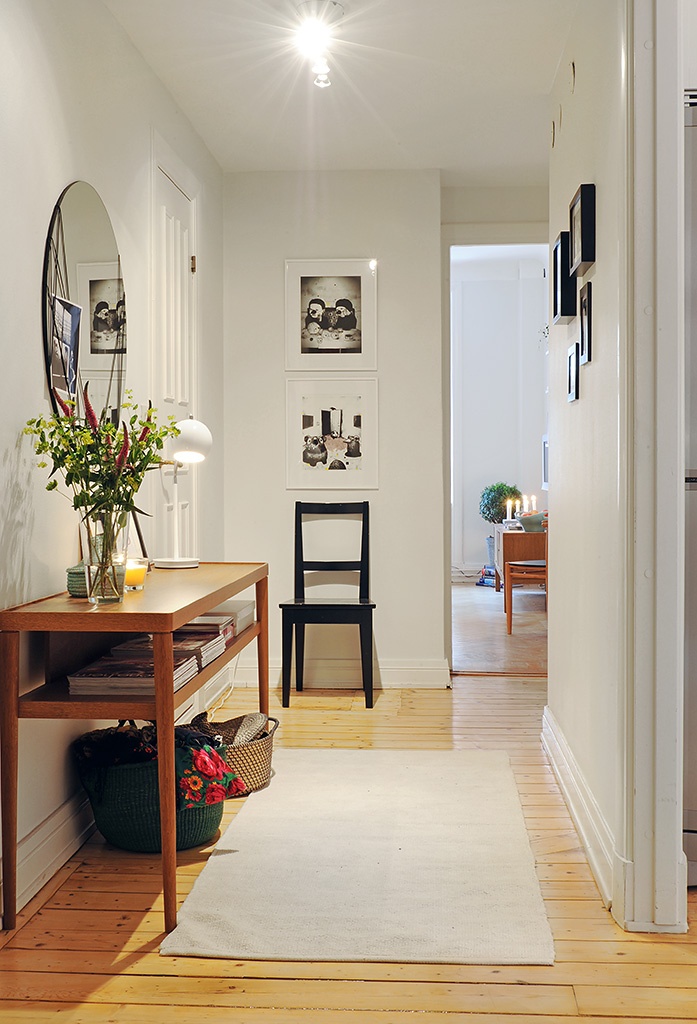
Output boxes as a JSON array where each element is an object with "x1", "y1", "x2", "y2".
[{"x1": 42, "y1": 181, "x2": 126, "y2": 422}]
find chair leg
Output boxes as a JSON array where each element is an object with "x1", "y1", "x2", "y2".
[
  {"x1": 281, "y1": 614, "x2": 293, "y2": 707},
  {"x1": 359, "y1": 614, "x2": 374, "y2": 708},
  {"x1": 295, "y1": 622, "x2": 305, "y2": 692},
  {"x1": 506, "y1": 573, "x2": 513, "y2": 635}
]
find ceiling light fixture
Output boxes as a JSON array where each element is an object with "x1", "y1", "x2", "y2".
[{"x1": 295, "y1": 0, "x2": 343, "y2": 89}]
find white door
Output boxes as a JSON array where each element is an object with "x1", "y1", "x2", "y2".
[{"x1": 151, "y1": 166, "x2": 197, "y2": 561}]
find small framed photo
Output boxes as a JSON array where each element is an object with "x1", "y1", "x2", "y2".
[
  {"x1": 49, "y1": 295, "x2": 81, "y2": 406},
  {"x1": 285, "y1": 259, "x2": 377, "y2": 371},
  {"x1": 552, "y1": 232, "x2": 577, "y2": 324},
  {"x1": 579, "y1": 281, "x2": 592, "y2": 364},
  {"x1": 567, "y1": 343, "x2": 580, "y2": 402},
  {"x1": 286, "y1": 377, "x2": 378, "y2": 489},
  {"x1": 77, "y1": 262, "x2": 127, "y2": 372},
  {"x1": 569, "y1": 184, "x2": 596, "y2": 276}
]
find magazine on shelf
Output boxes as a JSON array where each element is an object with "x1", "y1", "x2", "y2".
[
  {"x1": 177, "y1": 613, "x2": 235, "y2": 646},
  {"x1": 68, "y1": 652, "x2": 198, "y2": 694},
  {"x1": 208, "y1": 599, "x2": 255, "y2": 634},
  {"x1": 110, "y1": 630, "x2": 226, "y2": 669}
]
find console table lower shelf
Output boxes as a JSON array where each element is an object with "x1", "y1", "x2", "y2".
[{"x1": 0, "y1": 561, "x2": 269, "y2": 933}]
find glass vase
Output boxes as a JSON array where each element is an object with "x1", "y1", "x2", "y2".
[{"x1": 80, "y1": 509, "x2": 130, "y2": 603}]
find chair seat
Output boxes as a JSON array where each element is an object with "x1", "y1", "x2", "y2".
[
  {"x1": 279, "y1": 597, "x2": 376, "y2": 607},
  {"x1": 507, "y1": 559, "x2": 546, "y2": 568}
]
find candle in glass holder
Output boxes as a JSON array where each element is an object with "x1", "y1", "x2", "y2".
[{"x1": 124, "y1": 558, "x2": 148, "y2": 591}]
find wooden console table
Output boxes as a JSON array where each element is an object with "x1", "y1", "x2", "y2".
[
  {"x1": 0, "y1": 561, "x2": 268, "y2": 933},
  {"x1": 493, "y1": 525, "x2": 546, "y2": 595}
]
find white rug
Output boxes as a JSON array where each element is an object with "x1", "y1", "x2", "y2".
[{"x1": 160, "y1": 748, "x2": 555, "y2": 964}]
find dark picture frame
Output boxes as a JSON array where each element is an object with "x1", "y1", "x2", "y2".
[
  {"x1": 567, "y1": 343, "x2": 580, "y2": 402},
  {"x1": 553, "y1": 231, "x2": 577, "y2": 324},
  {"x1": 569, "y1": 183, "x2": 596, "y2": 276},
  {"x1": 579, "y1": 281, "x2": 592, "y2": 364}
]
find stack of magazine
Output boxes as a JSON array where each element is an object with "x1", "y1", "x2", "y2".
[
  {"x1": 177, "y1": 613, "x2": 235, "y2": 647},
  {"x1": 68, "y1": 650, "x2": 199, "y2": 695},
  {"x1": 111, "y1": 630, "x2": 226, "y2": 669}
]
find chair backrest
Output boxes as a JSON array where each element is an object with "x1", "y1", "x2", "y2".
[{"x1": 294, "y1": 501, "x2": 370, "y2": 601}]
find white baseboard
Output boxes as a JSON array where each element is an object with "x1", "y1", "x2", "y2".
[
  {"x1": 7, "y1": 792, "x2": 95, "y2": 916},
  {"x1": 541, "y1": 706, "x2": 615, "y2": 908},
  {"x1": 233, "y1": 656, "x2": 451, "y2": 690}
]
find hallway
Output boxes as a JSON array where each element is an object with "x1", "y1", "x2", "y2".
[{"x1": 452, "y1": 580, "x2": 547, "y2": 676}]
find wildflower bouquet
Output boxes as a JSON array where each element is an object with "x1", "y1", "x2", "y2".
[{"x1": 25, "y1": 386, "x2": 178, "y2": 600}]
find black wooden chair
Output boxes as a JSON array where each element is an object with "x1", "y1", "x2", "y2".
[{"x1": 279, "y1": 501, "x2": 376, "y2": 708}]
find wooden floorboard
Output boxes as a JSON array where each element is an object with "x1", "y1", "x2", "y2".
[{"x1": 1, "y1": 584, "x2": 694, "y2": 1022}]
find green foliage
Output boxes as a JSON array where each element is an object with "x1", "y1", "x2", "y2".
[
  {"x1": 24, "y1": 389, "x2": 179, "y2": 518},
  {"x1": 479, "y1": 481, "x2": 522, "y2": 524}
]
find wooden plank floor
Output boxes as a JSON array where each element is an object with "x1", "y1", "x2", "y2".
[{"x1": 1, "y1": 677, "x2": 695, "y2": 1023}]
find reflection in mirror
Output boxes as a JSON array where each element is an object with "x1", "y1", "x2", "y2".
[{"x1": 42, "y1": 181, "x2": 126, "y2": 422}]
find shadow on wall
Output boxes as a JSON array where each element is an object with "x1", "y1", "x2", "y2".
[{"x1": 0, "y1": 437, "x2": 35, "y2": 607}]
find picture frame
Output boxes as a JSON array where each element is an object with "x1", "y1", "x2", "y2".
[
  {"x1": 567, "y1": 343, "x2": 580, "y2": 402},
  {"x1": 552, "y1": 232, "x2": 577, "y2": 324},
  {"x1": 285, "y1": 258, "x2": 377, "y2": 371},
  {"x1": 569, "y1": 183, "x2": 596, "y2": 276},
  {"x1": 541, "y1": 434, "x2": 549, "y2": 491},
  {"x1": 286, "y1": 377, "x2": 378, "y2": 489},
  {"x1": 49, "y1": 295, "x2": 81, "y2": 406},
  {"x1": 579, "y1": 281, "x2": 592, "y2": 364},
  {"x1": 77, "y1": 262, "x2": 127, "y2": 372}
]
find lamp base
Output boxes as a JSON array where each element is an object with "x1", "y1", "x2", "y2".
[{"x1": 152, "y1": 557, "x2": 200, "y2": 569}]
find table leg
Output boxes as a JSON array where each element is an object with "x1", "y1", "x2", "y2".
[
  {"x1": 153, "y1": 632, "x2": 177, "y2": 933},
  {"x1": 0, "y1": 631, "x2": 19, "y2": 930},
  {"x1": 255, "y1": 574, "x2": 269, "y2": 716}
]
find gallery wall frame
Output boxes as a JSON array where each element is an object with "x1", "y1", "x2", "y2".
[
  {"x1": 77, "y1": 261, "x2": 127, "y2": 373},
  {"x1": 286, "y1": 377, "x2": 378, "y2": 489},
  {"x1": 567, "y1": 343, "x2": 580, "y2": 402},
  {"x1": 285, "y1": 258, "x2": 377, "y2": 371},
  {"x1": 569, "y1": 183, "x2": 596, "y2": 276},
  {"x1": 552, "y1": 232, "x2": 577, "y2": 324},
  {"x1": 579, "y1": 281, "x2": 592, "y2": 364}
]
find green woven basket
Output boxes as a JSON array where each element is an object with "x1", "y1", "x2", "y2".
[{"x1": 79, "y1": 759, "x2": 223, "y2": 853}]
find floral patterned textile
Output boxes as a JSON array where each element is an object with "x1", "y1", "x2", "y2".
[{"x1": 71, "y1": 720, "x2": 247, "y2": 808}]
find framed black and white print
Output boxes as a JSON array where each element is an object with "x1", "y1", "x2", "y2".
[
  {"x1": 579, "y1": 281, "x2": 592, "y2": 364},
  {"x1": 569, "y1": 184, "x2": 596, "y2": 276},
  {"x1": 553, "y1": 232, "x2": 577, "y2": 324},
  {"x1": 285, "y1": 259, "x2": 377, "y2": 371},
  {"x1": 77, "y1": 261, "x2": 126, "y2": 371},
  {"x1": 286, "y1": 378, "x2": 378, "y2": 489},
  {"x1": 567, "y1": 343, "x2": 580, "y2": 402}
]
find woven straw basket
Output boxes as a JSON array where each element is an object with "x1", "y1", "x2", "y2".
[
  {"x1": 78, "y1": 760, "x2": 223, "y2": 853},
  {"x1": 191, "y1": 712, "x2": 279, "y2": 794}
]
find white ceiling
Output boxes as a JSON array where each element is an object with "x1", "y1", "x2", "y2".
[{"x1": 102, "y1": 0, "x2": 577, "y2": 188}]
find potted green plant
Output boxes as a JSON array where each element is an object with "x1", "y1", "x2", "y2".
[
  {"x1": 479, "y1": 482, "x2": 522, "y2": 566},
  {"x1": 25, "y1": 387, "x2": 179, "y2": 602}
]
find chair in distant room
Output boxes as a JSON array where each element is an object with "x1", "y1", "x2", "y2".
[
  {"x1": 504, "y1": 529, "x2": 548, "y2": 635},
  {"x1": 279, "y1": 501, "x2": 376, "y2": 708}
]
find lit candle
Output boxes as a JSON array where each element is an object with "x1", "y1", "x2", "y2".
[
  {"x1": 124, "y1": 559, "x2": 148, "y2": 590},
  {"x1": 531, "y1": 495, "x2": 537, "y2": 511},
  {"x1": 515, "y1": 499, "x2": 520, "y2": 516},
  {"x1": 523, "y1": 495, "x2": 529, "y2": 513},
  {"x1": 506, "y1": 499, "x2": 512, "y2": 521}
]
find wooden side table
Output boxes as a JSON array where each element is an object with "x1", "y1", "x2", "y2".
[
  {"x1": 0, "y1": 561, "x2": 268, "y2": 933},
  {"x1": 493, "y1": 525, "x2": 546, "y2": 598}
]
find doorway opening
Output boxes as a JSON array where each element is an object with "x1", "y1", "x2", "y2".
[{"x1": 450, "y1": 243, "x2": 548, "y2": 675}]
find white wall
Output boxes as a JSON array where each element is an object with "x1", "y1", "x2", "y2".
[
  {"x1": 0, "y1": 0, "x2": 224, "y2": 910},
  {"x1": 451, "y1": 251, "x2": 548, "y2": 572},
  {"x1": 223, "y1": 170, "x2": 449, "y2": 689},
  {"x1": 543, "y1": 0, "x2": 628, "y2": 907}
]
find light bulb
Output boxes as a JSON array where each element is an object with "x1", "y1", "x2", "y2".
[
  {"x1": 295, "y1": 17, "x2": 332, "y2": 59},
  {"x1": 314, "y1": 73, "x2": 331, "y2": 88},
  {"x1": 312, "y1": 56, "x2": 330, "y2": 75}
]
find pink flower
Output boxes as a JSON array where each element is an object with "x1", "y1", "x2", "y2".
[
  {"x1": 83, "y1": 384, "x2": 99, "y2": 433},
  {"x1": 115, "y1": 423, "x2": 129, "y2": 471},
  {"x1": 55, "y1": 393, "x2": 74, "y2": 419}
]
